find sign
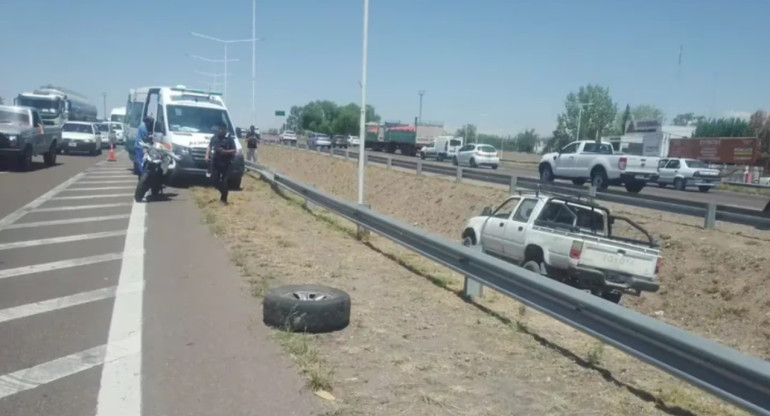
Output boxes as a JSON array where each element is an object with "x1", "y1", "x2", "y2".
[{"x1": 275, "y1": 110, "x2": 285, "y2": 116}]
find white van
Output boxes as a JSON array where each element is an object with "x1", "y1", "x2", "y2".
[
  {"x1": 109, "y1": 107, "x2": 126, "y2": 123},
  {"x1": 129, "y1": 86, "x2": 244, "y2": 188},
  {"x1": 419, "y1": 136, "x2": 463, "y2": 161}
]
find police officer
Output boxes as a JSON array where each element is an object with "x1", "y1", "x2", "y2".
[{"x1": 209, "y1": 122, "x2": 237, "y2": 205}]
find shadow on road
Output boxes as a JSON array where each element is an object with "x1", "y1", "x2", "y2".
[{"x1": 0, "y1": 161, "x2": 63, "y2": 173}]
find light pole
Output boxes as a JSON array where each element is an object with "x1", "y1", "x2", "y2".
[
  {"x1": 252, "y1": 0, "x2": 257, "y2": 127},
  {"x1": 418, "y1": 90, "x2": 425, "y2": 123},
  {"x1": 575, "y1": 102, "x2": 593, "y2": 141},
  {"x1": 195, "y1": 70, "x2": 230, "y2": 91},
  {"x1": 187, "y1": 55, "x2": 239, "y2": 94},
  {"x1": 189, "y1": 32, "x2": 262, "y2": 100},
  {"x1": 357, "y1": 0, "x2": 370, "y2": 205},
  {"x1": 101, "y1": 92, "x2": 107, "y2": 121}
]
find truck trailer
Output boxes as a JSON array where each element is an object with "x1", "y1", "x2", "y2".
[{"x1": 364, "y1": 122, "x2": 420, "y2": 156}]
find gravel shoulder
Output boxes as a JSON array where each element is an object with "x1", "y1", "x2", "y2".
[{"x1": 190, "y1": 162, "x2": 747, "y2": 415}]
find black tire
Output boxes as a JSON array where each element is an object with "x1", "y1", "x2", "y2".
[
  {"x1": 540, "y1": 164, "x2": 554, "y2": 183},
  {"x1": 591, "y1": 168, "x2": 609, "y2": 190},
  {"x1": 452, "y1": 157, "x2": 458, "y2": 166},
  {"x1": 624, "y1": 181, "x2": 645, "y2": 193},
  {"x1": 462, "y1": 234, "x2": 475, "y2": 247},
  {"x1": 657, "y1": 182, "x2": 667, "y2": 188},
  {"x1": 470, "y1": 158, "x2": 477, "y2": 168},
  {"x1": 134, "y1": 172, "x2": 150, "y2": 202},
  {"x1": 600, "y1": 291, "x2": 622, "y2": 304},
  {"x1": 523, "y1": 260, "x2": 545, "y2": 275},
  {"x1": 17, "y1": 146, "x2": 33, "y2": 172},
  {"x1": 263, "y1": 284, "x2": 350, "y2": 333},
  {"x1": 437, "y1": 154, "x2": 444, "y2": 162},
  {"x1": 228, "y1": 176, "x2": 242, "y2": 190},
  {"x1": 491, "y1": 164, "x2": 498, "y2": 170},
  {"x1": 420, "y1": 152, "x2": 426, "y2": 160},
  {"x1": 572, "y1": 179, "x2": 586, "y2": 186},
  {"x1": 44, "y1": 143, "x2": 57, "y2": 166},
  {"x1": 698, "y1": 186, "x2": 710, "y2": 193},
  {"x1": 674, "y1": 178, "x2": 686, "y2": 191}
]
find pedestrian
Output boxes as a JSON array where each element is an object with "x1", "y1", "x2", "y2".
[
  {"x1": 209, "y1": 123, "x2": 237, "y2": 205},
  {"x1": 245, "y1": 125, "x2": 259, "y2": 163},
  {"x1": 134, "y1": 116, "x2": 154, "y2": 176}
]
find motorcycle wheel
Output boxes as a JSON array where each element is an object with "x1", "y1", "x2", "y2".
[{"x1": 134, "y1": 172, "x2": 150, "y2": 202}]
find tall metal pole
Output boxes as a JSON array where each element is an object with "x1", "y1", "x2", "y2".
[
  {"x1": 418, "y1": 90, "x2": 425, "y2": 123},
  {"x1": 576, "y1": 105, "x2": 583, "y2": 141},
  {"x1": 102, "y1": 93, "x2": 107, "y2": 120},
  {"x1": 357, "y1": 0, "x2": 369, "y2": 205},
  {"x1": 252, "y1": 0, "x2": 256, "y2": 126},
  {"x1": 223, "y1": 43, "x2": 228, "y2": 99}
]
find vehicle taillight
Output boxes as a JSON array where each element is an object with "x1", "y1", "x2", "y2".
[
  {"x1": 569, "y1": 241, "x2": 583, "y2": 260},
  {"x1": 655, "y1": 257, "x2": 662, "y2": 274},
  {"x1": 618, "y1": 157, "x2": 627, "y2": 171}
]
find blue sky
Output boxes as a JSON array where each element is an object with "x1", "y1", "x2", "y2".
[{"x1": 1, "y1": 0, "x2": 768, "y2": 136}]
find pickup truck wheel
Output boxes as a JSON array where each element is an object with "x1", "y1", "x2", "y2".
[
  {"x1": 462, "y1": 235, "x2": 475, "y2": 247},
  {"x1": 523, "y1": 260, "x2": 545, "y2": 275},
  {"x1": 674, "y1": 178, "x2": 686, "y2": 191},
  {"x1": 600, "y1": 291, "x2": 622, "y2": 304},
  {"x1": 698, "y1": 186, "x2": 710, "y2": 193},
  {"x1": 420, "y1": 152, "x2": 426, "y2": 160},
  {"x1": 491, "y1": 164, "x2": 498, "y2": 170},
  {"x1": 591, "y1": 169, "x2": 609, "y2": 190},
  {"x1": 437, "y1": 154, "x2": 445, "y2": 162},
  {"x1": 43, "y1": 144, "x2": 57, "y2": 166},
  {"x1": 624, "y1": 181, "x2": 645, "y2": 193},
  {"x1": 572, "y1": 179, "x2": 586, "y2": 186},
  {"x1": 17, "y1": 146, "x2": 33, "y2": 172},
  {"x1": 263, "y1": 284, "x2": 350, "y2": 333},
  {"x1": 539, "y1": 164, "x2": 554, "y2": 182}
]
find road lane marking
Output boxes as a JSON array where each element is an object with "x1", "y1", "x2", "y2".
[
  {"x1": 86, "y1": 170, "x2": 133, "y2": 175},
  {"x1": 0, "y1": 335, "x2": 139, "y2": 400},
  {"x1": 32, "y1": 202, "x2": 132, "y2": 213},
  {"x1": 77, "y1": 180, "x2": 136, "y2": 184},
  {"x1": 0, "y1": 172, "x2": 86, "y2": 231},
  {"x1": 51, "y1": 194, "x2": 133, "y2": 201},
  {"x1": 3, "y1": 214, "x2": 130, "y2": 229},
  {"x1": 0, "y1": 230, "x2": 129, "y2": 251},
  {"x1": 61, "y1": 186, "x2": 135, "y2": 191},
  {"x1": 0, "y1": 253, "x2": 123, "y2": 280},
  {"x1": 85, "y1": 174, "x2": 135, "y2": 178},
  {"x1": 0, "y1": 286, "x2": 116, "y2": 324},
  {"x1": 96, "y1": 202, "x2": 145, "y2": 415}
]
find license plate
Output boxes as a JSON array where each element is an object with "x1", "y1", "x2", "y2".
[
  {"x1": 69, "y1": 142, "x2": 78, "y2": 147},
  {"x1": 635, "y1": 174, "x2": 649, "y2": 179}
]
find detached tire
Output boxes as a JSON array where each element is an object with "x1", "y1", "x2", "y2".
[{"x1": 263, "y1": 284, "x2": 350, "y2": 333}]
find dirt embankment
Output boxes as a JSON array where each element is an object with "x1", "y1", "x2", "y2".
[
  {"x1": 191, "y1": 174, "x2": 742, "y2": 416},
  {"x1": 260, "y1": 145, "x2": 770, "y2": 360}
]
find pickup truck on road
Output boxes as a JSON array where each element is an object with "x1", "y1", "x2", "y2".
[
  {"x1": 0, "y1": 105, "x2": 60, "y2": 171},
  {"x1": 461, "y1": 192, "x2": 661, "y2": 303},
  {"x1": 539, "y1": 140, "x2": 659, "y2": 193}
]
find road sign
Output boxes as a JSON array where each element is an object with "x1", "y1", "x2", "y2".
[{"x1": 275, "y1": 110, "x2": 285, "y2": 116}]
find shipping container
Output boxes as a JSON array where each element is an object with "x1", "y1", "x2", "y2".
[
  {"x1": 667, "y1": 137, "x2": 759, "y2": 164},
  {"x1": 364, "y1": 124, "x2": 419, "y2": 156}
]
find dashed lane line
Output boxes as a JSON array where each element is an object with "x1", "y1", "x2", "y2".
[
  {"x1": 3, "y1": 214, "x2": 130, "y2": 230},
  {"x1": 77, "y1": 180, "x2": 136, "y2": 184},
  {"x1": 51, "y1": 194, "x2": 133, "y2": 201},
  {"x1": 32, "y1": 203, "x2": 132, "y2": 213},
  {"x1": 0, "y1": 253, "x2": 123, "y2": 280},
  {"x1": 0, "y1": 230, "x2": 129, "y2": 251},
  {"x1": 0, "y1": 172, "x2": 86, "y2": 231},
  {"x1": 60, "y1": 186, "x2": 135, "y2": 192},
  {"x1": 0, "y1": 286, "x2": 116, "y2": 324}
]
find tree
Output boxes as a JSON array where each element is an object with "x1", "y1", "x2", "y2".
[
  {"x1": 694, "y1": 118, "x2": 753, "y2": 138},
  {"x1": 455, "y1": 124, "x2": 477, "y2": 143},
  {"x1": 513, "y1": 129, "x2": 539, "y2": 153},
  {"x1": 545, "y1": 115, "x2": 571, "y2": 152},
  {"x1": 749, "y1": 110, "x2": 770, "y2": 154},
  {"x1": 556, "y1": 84, "x2": 617, "y2": 144},
  {"x1": 631, "y1": 104, "x2": 665, "y2": 123},
  {"x1": 619, "y1": 104, "x2": 631, "y2": 134},
  {"x1": 285, "y1": 105, "x2": 303, "y2": 132},
  {"x1": 672, "y1": 113, "x2": 705, "y2": 126},
  {"x1": 287, "y1": 100, "x2": 381, "y2": 136}
]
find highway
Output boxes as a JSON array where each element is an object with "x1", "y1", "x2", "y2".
[{"x1": 0, "y1": 154, "x2": 318, "y2": 415}]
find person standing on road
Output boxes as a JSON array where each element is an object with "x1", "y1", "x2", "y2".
[
  {"x1": 209, "y1": 123, "x2": 237, "y2": 205},
  {"x1": 245, "y1": 125, "x2": 259, "y2": 163},
  {"x1": 134, "y1": 116, "x2": 154, "y2": 176}
]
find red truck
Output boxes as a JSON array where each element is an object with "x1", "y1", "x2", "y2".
[{"x1": 668, "y1": 137, "x2": 759, "y2": 164}]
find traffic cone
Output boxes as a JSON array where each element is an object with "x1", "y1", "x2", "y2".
[{"x1": 108, "y1": 143, "x2": 116, "y2": 162}]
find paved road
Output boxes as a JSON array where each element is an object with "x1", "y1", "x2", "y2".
[{"x1": 0, "y1": 153, "x2": 318, "y2": 415}]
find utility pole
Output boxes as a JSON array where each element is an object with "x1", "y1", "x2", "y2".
[
  {"x1": 101, "y1": 93, "x2": 107, "y2": 121},
  {"x1": 252, "y1": 0, "x2": 257, "y2": 127},
  {"x1": 418, "y1": 90, "x2": 425, "y2": 123},
  {"x1": 357, "y1": 0, "x2": 370, "y2": 205}
]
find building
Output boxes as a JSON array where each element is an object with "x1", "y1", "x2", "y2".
[{"x1": 605, "y1": 118, "x2": 696, "y2": 157}]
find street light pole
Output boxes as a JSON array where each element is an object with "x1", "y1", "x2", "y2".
[
  {"x1": 187, "y1": 55, "x2": 239, "y2": 93},
  {"x1": 101, "y1": 93, "x2": 107, "y2": 121},
  {"x1": 190, "y1": 31, "x2": 261, "y2": 100},
  {"x1": 252, "y1": 0, "x2": 257, "y2": 127},
  {"x1": 357, "y1": 0, "x2": 369, "y2": 205},
  {"x1": 418, "y1": 90, "x2": 425, "y2": 123}
]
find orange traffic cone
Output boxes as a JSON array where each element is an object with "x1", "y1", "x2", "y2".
[{"x1": 107, "y1": 143, "x2": 116, "y2": 162}]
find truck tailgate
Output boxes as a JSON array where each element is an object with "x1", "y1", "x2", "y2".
[
  {"x1": 624, "y1": 156, "x2": 658, "y2": 174},
  {"x1": 578, "y1": 241, "x2": 658, "y2": 278}
]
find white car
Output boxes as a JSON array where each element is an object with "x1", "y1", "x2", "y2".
[
  {"x1": 347, "y1": 135, "x2": 360, "y2": 146},
  {"x1": 280, "y1": 131, "x2": 297, "y2": 144},
  {"x1": 452, "y1": 143, "x2": 500, "y2": 169},
  {"x1": 655, "y1": 158, "x2": 721, "y2": 192},
  {"x1": 108, "y1": 121, "x2": 125, "y2": 144},
  {"x1": 61, "y1": 122, "x2": 102, "y2": 155},
  {"x1": 539, "y1": 140, "x2": 659, "y2": 193}
]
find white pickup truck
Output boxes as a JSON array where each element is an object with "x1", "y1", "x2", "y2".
[
  {"x1": 539, "y1": 140, "x2": 659, "y2": 193},
  {"x1": 461, "y1": 193, "x2": 661, "y2": 303}
]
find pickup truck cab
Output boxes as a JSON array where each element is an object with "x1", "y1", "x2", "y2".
[
  {"x1": 655, "y1": 158, "x2": 721, "y2": 192},
  {"x1": 0, "y1": 105, "x2": 59, "y2": 170},
  {"x1": 539, "y1": 140, "x2": 659, "y2": 193},
  {"x1": 461, "y1": 193, "x2": 661, "y2": 303}
]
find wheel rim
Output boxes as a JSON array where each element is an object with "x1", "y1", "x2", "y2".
[
  {"x1": 593, "y1": 175, "x2": 603, "y2": 188},
  {"x1": 541, "y1": 168, "x2": 551, "y2": 181},
  {"x1": 288, "y1": 290, "x2": 330, "y2": 301},
  {"x1": 462, "y1": 237, "x2": 473, "y2": 247}
]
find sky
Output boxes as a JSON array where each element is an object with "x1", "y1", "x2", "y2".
[{"x1": 1, "y1": 0, "x2": 768, "y2": 136}]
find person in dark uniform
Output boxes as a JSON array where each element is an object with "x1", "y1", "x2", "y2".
[{"x1": 209, "y1": 123, "x2": 237, "y2": 205}]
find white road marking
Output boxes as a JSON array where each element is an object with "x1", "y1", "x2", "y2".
[
  {"x1": 0, "y1": 286, "x2": 116, "y2": 324},
  {"x1": 51, "y1": 194, "x2": 133, "y2": 201},
  {"x1": 87, "y1": 170, "x2": 133, "y2": 175},
  {"x1": 61, "y1": 186, "x2": 135, "y2": 191},
  {"x1": 96, "y1": 202, "x2": 145, "y2": 415},
  {"x1": 0, "y1": 230, "x2": 129, "y2": 251},
  {"x1": 85, "y1": 174, "x2": 134, "y2": 178},
  {"x1": 77, "y1": 180, "x2": 136, "y2": 184},
  {"x1": 4, "y1": 214, "x2": 129, "y2": 229},
  {"x1": 0, "y1": 253, "x2": 123, "y2": 280},
  {"x1": 0, "y1": 172, "x2": 86, "y2": 231},
  {"x1": 32, "y1": 202, "x2": 131, "y2": 213},
  {"x1": 0, "y1": 336, "x2": 139, "y2": 400}
]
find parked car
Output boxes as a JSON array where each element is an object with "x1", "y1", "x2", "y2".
[
  {"x1": 420, "y1": 136, "x2": 463, "y2": 161},
  {"x1": 331, "y1": 135, "x2": 349, "y2": 148},
  {"x1": 539, "y1": 140, "x2": 659, "y2": 193},
  {"x1": 308, "y1": 133, "x2": 332, "y2": 149},
  {"x1": 61, "y1": 121, "x2": 102, "y2": 155},
  {"x1": 96, "y1": 123, "x2": 112, "y2": 148},
  {"x1": 0, "y1": 105, "x2": 60, "y2": 170},
  {"x1": 280, "y1": 131, "x2": 297, "y2": 145},
  {"x1": 452, "y1": 143, "x2": 499, "y2": 169},
  {"x1": 655, "y1": 158, "x2": 721, "y2": 192},
  {"x1": 348, "y1": 135, "x2": 360, "y2": 146},
  {"x1": 109, "y1": 121, "x2": 125, "y2": 144},
  {"x1": 460, "y1": 193, "x2": 661, "y2": 303}
]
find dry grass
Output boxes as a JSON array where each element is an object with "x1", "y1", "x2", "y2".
[
  {"x1": 719, "y1": 183, "x2": 770, "y2": 197},
  {"x1": 274, "y1": 330, "x2": 334, "y2": 392}
]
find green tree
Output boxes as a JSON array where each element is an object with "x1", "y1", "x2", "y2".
[
  {"x1": 672, "y1": 113, "x2": 705, "y2": 126},
  {"x1": 557, "y1": 85, "x2": 617, "y2": 144},
  {"x1": 545, "y1": 115, "x2": 571, "y2": 152},
  {"x1": 288, "y1": 100, "x2": 380, "y2": 136},
  {"x1": 455, "y1": 124, "x2": 477, "y2": 143},
  {"x1": 513, "y1": 129, "x2": 539, "y2": 153},
  {"x1": 694, "y1": 118, "x2": 753, "y2": 138},
  {"x1": 285, "y1": 105, "x2": 303, "y2": 132},
  {"x1": 631, "y1": 104, "x2": 665, "y2": 123},
  {"x1": 618, "y1": 104, "x2": 631, "y2": 134},
  {"x1": 749, "y1": 110, "x2": 770, "y2": 154}
]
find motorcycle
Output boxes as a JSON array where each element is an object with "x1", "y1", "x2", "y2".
[{"x1": 134, "y1": 141, "x2": 181, "y2": 202}]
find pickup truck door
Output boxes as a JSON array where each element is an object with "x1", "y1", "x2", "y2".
[
  {"x1": 658, "y1": 159, "x2": 679, "y2": 184},
  {"x1": 574, "y1": 142, "x2": 612, "y2": 178},
  {"x1": 501, "y1": 198, "x2": 539, "y2": 262},
  {"x1": 481, "y1": 197, "x2": 521, "y2": 255},
  {"x1": 553, "y1": 142, "x2": 579, "y2": 176}
]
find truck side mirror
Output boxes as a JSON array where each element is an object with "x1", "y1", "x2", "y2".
[{"x1": 481, "y1": 207, "x2": 493, "y2": 216}]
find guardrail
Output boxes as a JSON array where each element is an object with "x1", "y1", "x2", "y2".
[
  {"x1": 725, "y1": 181, "x2": 770, "y2": 190},
  {"x1": 245, "y1": 160, "x2": 770, "y2": 415},
  {"x1": 269, "y1": 143, "x2": 770, "y2": 230}
]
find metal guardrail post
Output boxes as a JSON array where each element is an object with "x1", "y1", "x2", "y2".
[
  {"x1": 463, "y1": 275, "x2": 483, "y2": 300},
  {"x1": 588, "y1": 184, "x2": 597, "y2": 201},
  {"x1": 456, "y1": 167, "x2": 463, "y2": 183},
  {"x1": 344, "y1": 149, "x2": 349, "y2": 160},
  {"x1": 356, "y1": 203, "x2": 371, "y2": 240},
  {"x1": 704, "y1": 203, "x2": 717, "y2": 229},
  {"x1": 386, "y1": 157, "x2": 392, "y2": 170},
  {"x1": 509, "y1": 176, "x2": 517, "y2": 194},
  {"x1": 417, "y1": 160, "x2": 423, "y2": 175},
  {"x1": 364, "y1": 154, "x2": 368, "y2": 166}
]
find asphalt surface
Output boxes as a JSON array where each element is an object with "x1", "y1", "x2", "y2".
[{"x1": 0, "y1": 153, "x2": 318, "y2": 415}]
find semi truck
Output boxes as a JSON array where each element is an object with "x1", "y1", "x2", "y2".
[
  {"x1": 14, "y1": 85, "x2": 98, "y2": 127},
  {"x1": 364, "y1": 122, "x2": 420, "y2": 156}
]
